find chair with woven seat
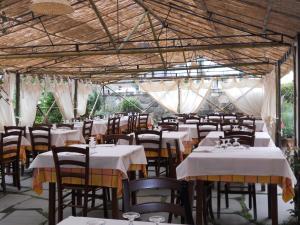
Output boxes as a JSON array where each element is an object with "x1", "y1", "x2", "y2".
[
  {"x1": 82, "y1": 121, "x2": 93, "y2": 143},
  {"x1": 217, "y1": 130, "x2": 257, "y2": 220},
  {"x1": 0, "y1": 131, "x2": 22, "y2": 192},
  {"x1": 57, "y1": 124, "x2": 74, "y2": 130},
  {"x1": 158, "y1": 122, "x2": 179, "y2": 131},
  {"x1": 4, "y1": 126, "x2": 26, "y2": 137},
  {"x1": 197, "y1": 122, "x2": 218, "y2": 144},
  {"x1": 29, "y1": 127, "x2": 51, "y2": 159},
  {"x1": 33, "y1": 123, "x2": 52, "y2": 129},
  {"x1": 137, "y1": 113, "x2": 149, "y2": 130},
  {"x1": 103, "y1": 134, "x2": 133, "y2": 145},
  {"x1": 135, "y1": 130, "x2": 163, "y2": 176},
  {"x1": 52, "y1": 146, "x2": 108, "y2": 222},
  {"x1": 123, "y1": 177, "x2": 194, "y2": 224}
]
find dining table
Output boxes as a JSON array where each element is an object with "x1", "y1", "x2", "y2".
[
  {"x1": 176, "y1": 146, "x2": 297, "y2": 225},
  {"x1": 30, "y1": 144, "x2": 147, "y2": 225},
  {"x1": 57, "y1": 216, "x2": 173, "y2": 225},
  {"x1": 199, "y1": 131, "x2": 275, "y2": 147}
]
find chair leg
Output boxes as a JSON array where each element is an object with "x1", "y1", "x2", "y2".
[
  {"x1": 82, "y1": 190, "x2": 88, "y2": 217},
  {"x1": 248, "y1": 184, "x2": 252, "y2": 210},
  {"x1": 71, "y1": 190, "x2": 76, "y2": 216},
  {"x1": 217, "y1": 182, "x2": 221, "y2": 219},
  {"x1": 103, "y1": 188, "x2": 108, "y2": 218},
  {"x1": 252, "y1": 184, "x2": 257, "y2": 221},
  {"x1": 225, "y1": 183, "x2": 229, "y2": 208},
  {"x1": 16, "y1": 161, "x2": 21, "y2": 190},
  {"x1": 168, "y1": 190, "x2": 175, "y2": 223},
  {"x1": 1, "y1": 164, "x2": 6, "y2": 192},
  {"x1": 91, "y1": 189, "x2": 96, "y2": 208},
  {"x1": 57, "y1": 193, "x2": 63, "y2": 222},
  {"x1": 208, "y1": 186, "x2": 215, "y2": 221}
]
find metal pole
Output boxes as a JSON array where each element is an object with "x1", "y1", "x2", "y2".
[
  {"x1": 74, "y1": 79, "x2": 78, "y2": 117},
  {"x1": 275, "y1": 61, "x2": 281, "y2": 147},
  {"x1": 295, "y1": 33, "x2": 300, "y2": 147},
  {"x1": 15, "y1": 72, "x2": 20, "y2": 125}
]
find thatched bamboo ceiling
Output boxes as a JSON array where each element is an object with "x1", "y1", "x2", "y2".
[{"x1": 0, "y1": 0, "x2": 298, "y2": 83}]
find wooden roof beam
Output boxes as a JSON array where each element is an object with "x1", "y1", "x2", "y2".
[{"x1": 262, "y1": 0, "x2": 275, "y2": 33}]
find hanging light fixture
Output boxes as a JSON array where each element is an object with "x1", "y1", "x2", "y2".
[{"x1": 30, "y1": 0, "x2": 74, "y2": 16}]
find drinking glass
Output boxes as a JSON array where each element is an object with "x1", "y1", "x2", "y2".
[
  {"x1": 149, "y1": 215, "x2": 165, "y2": 225},
  {"x1": 220, "y1": 139, "x2": 227, "y2": 149},
  {"x1": 226, "y1": 138, "x2": 232, "y2": 147},
  {"x1": 215, "y1": 140, "x2": 221, "y2": 148},
  {"x1": 232, "y1": 138, "x2": 240, "y2": 147},
  {"x1": 123, "y1": 212, "x2": 140, "y2": 225}
]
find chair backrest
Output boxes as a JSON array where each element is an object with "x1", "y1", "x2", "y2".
[
  {"x1": 166, "y1": 140, "x2": 182, "y2": 178},
  {"x1": 33, "y1": 123, "x2": 52, "y2": 129},
  {"x1": 82, "y1": 121, "x2": 93, "y2": 140},
  {"x1": 207, "y1": 114, "x2": 222, "y2": 122},
  {"x1": 135, "y1": 130, "x2": 162, "y2": 154},
  {"x1": 220, "y1": 121, "x2": 239, "y2": 131},
  {"x1": 158, "y1": 122, "x2": 179, "y2": 131},
  {"x1": 0, "y1": 131, "x2": 22, "y2": 161},
  {"x1": 29, "y1": 127, "x2": 51, "y2": 156},
  {"x1": 224, "y1": 130, "x2": 255, "y2": 147},
  {"x1": 161, "y1": 116, "x2": 177, "y2": 123},
  {"x1": 103, "y1": 134, "x2": 134, "y2": 145},
  {"x1": 222, "y1": 114, "x2": 237, "y2": 120},
  {"x1": 239, "y1": 117, "x2": 255, "y2": 126},
  {"x1": 114, "y1": 117, "x2": 121, "y2": 134},
  {"x1": 184, "y1": 116, "x2": 200, "y2": 124},
  {"x1": 4, "y1": 126, "x2": 26, "y2": 137},
  {"x1": 138, "y1": 113, "x2": 149, "y2": 130},
  {"x1": 56, "y1": 124, "x2": 74, "y2": 130},
  {"x1": 123, "y1": 178, "x2": 194, "y2": 225},
  {"x1": 52, "y1": 146, "x2": 89, "y2": 189},
  {"x1": 197, "y1": 122, "x2": 218, "y2": 141}
]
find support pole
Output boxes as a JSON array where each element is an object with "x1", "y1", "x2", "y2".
[
  {"x1": 275, "y1": 62, "x2": 281, "y2": 147},
  {"x1": 74, "y1": 79, "x2": 78, "y2": 117},
  {"x1": 295, "y1": 33, "x2": 300, "y2": 147},
  {"x1": 15, "y1": 72, "x2": 20, "y2": 125}
]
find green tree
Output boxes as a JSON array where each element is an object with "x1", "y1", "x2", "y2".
[
  {"x1": 281, "y1": 83, "x2": 294, "y2": 104},
  {"x1": 119, "y1": 97, "x2": 142, "y2": 113}
]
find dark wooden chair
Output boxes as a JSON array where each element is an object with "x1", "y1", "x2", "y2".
[
  {"x1": 220, "y1": 121, "x2": 239, "y2": 131},
  {"x1": 82, "y1": 121, "x2": 93, "y2": 143},
  {"x1": 57, "y1": 124, "x2": 74, "y2": 130},
  {"x1": 137, "y1": 113, "x2": 149, "y2": 130},
  {"x1": 125, "y1": 115, "x2": 137, "y2": 134},
  {"x1": 114, "y1": 117, "x2": 121, "y2": 134},
  {"x1": 207, "y1": 114, "x2": 222, "y2": 122},
  {"x1": 4, "y1": 126, "x2": 26, "y2": 137},
  {"x1": 103, "y1": 134, "x2": 133, "y2": 145},
  {"x1": 239, "y1": 117, "x2": 256, "y2": 127},
  {"x1": 123, "y1": 177, "x2": 194, "y2": 224},
  {"x1": 197, "y1": 122, "x2": 218, "y2": 144},
  {"x1": 0, "y1": 131, "x2": 22, "y2": 192},
  {"x1": 184, "y1": 116, "x2": 200, "y2": 124},
  {"x1": 222, "y1": 114, "x2": 237, "y2": 120},
  {"x1": 135, "y1": 130, "x2": 162, "y2": 176},
  {"x1": 161, "y1": 116, "x2": 177, "y2": 123},
  {"x1": 33, "y1": 123, "x2": 52, "y2": 129},
  {"x1": 166, "y1": 140, "x2": 182, "y2": 179},
  {"x1": 217, "y1": 131, "x2": 257, "y2": 220},
  {"x1": 29, "y1": 127, "x2": 51, "y2": 159},
  {"x1": 158, "y1": 122, "x2": 179, "y2": 131}
]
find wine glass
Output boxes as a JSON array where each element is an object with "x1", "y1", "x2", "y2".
[
  {"x1": 215, "y1": 140, "x2": 221, "y2": 149},
  {"x1": 226, "y1": 138, "x2": 232, "y2": 147},
  {"x1": 220, "y1": 139, "x2": 227, "y2": 149},
  {"x1": 149, "y1": 215, "x2": 165, "y2": 225},
  {"x1": 123, "y1": 212, "x2": 140, "y2": 225},
  {"x1": 232, "y1": 138, "x2": 240, "y2": 147}
]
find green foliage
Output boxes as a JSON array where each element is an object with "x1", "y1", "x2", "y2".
[
  {"x1": 282, "y1": 102, "x2": 294, "y2": 138},
  {"x1": 35, "y1": 92, "x2": 63, "y2": 124},
  {"x1": 119, "y1": 97, "x2": 142, "y2": 113},
  {"x1": 282, "y1": 83, "x2": 294, "y2": 104},
  {"x1": 86, "y1": 91, "x2": 102, "y2": 117}
]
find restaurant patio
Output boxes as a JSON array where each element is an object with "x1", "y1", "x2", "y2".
[{"x1": 0, "y1": 1, "x2": 300, "y2": 225}]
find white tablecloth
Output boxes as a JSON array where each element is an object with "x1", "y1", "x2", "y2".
[
  {"x1": 26, "y1": 129, "x2": 85, "y2": 147},
  {"x1": 57, "y1": 217, "x2": 171, "y2": 225},
  {"x1": 199, "y1": 131, "x2": 274, "y2": 147},
  {"x1": 30, "y1": 144, "x2": 147, "y2": 176},
  {"x1": 176, "y1": 146, "x2": 297, "y2": 186}
]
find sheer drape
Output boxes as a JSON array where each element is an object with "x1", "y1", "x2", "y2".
[
  {"x1": 77, "y1": 81, "x2": 93, "y2": 116},
  {"x1": 0, "y1": 71, "x2": 16, "y2": 130},
  {"x1": 222, "y1": 79, "x2": 264, "y2": 117},
  {"x1": 19, "y1": 76, "x2": 42, "y2": 126},
  {"x1": 138, "y1": 80, "x2": 211, "y2": 113},
  {"x1": 261, "y1": 70, "x2": 276, "y2": 140},
  {"x1": 49, "y1": 78, "x2": 74, "y2": 120}
]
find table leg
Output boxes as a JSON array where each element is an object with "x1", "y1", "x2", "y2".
[
  {"x1": 267, "y1": 184, "x2": 271, "y2": 218},
  {"x1": 49, "y1": 182, "x2": 56, "y2": 225},
  {"x1": 196, "y1": 180, "x2": 204, "y2": 225},
  {"x1": 270, "y1": 184, "x2": 278, "y2": 225},
  {"x1": 111, "y1": 188, "x2": 119, "y2": 219}
]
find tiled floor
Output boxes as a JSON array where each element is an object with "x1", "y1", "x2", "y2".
[{"x1": 0, "y1": 174, "x2": 297, "y2": 225}]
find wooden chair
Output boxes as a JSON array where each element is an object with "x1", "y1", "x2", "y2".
[
  {"x1": 4, "y1": 126, "x2": 26, "y2": 137},
  {"x1": 222, "y1": 114, "x2": 237, "y2": 120},
  {"x1": 125, "y1": 115, "x2": 137, "y2": 134},
  {"x1": 114, "y1": 117, "x2": 121, "y2": 134},
  {"x1": 29, "y1": 127, "x2": 51, "y2": 159},
  {"x1": 207, "y1": 114, "x2": 222, "y2": 122},
  {"x1": 220, "y1": 121, "x2": 238, "y2": 131},
  {"x1": 123, "y1": 177, "x2": 194, "y2": 224},
  {"x1": 184, "y1": 116, "x2": 200, "y2": 124},
  {"x1": 82, "y1": 121, "x2": 93, "y2": 143},
  {"x1": 217, "y1": 131, "x2": 257, "y2": 220},
  {"x1": 135, "y1": 130, "x2": 162, "y2": 176},
  {"x1": 103, "y1": 134, "x2": 133, "y2": 145},
  {"x1": 197, "y1": 122, "x2": 218, "y2": 144},
  {"x1": 0, "y1": 131, "x2": 22, "y2": 192},
  {"x1": 239, "y1": 117, "x2": 256, "y2": 127},
  {"x1": 57, "y1": 124, "x2": 74, "y2": 130},
  {"x1": 137, "y1": 113, "x2": 149, "y2": 130},
  {"x1": 33, "y1": 123, "x2": 52, "y2": 129},
  {"x1": 166, "y1": 140, "x2": 182, "y2": 178},
  {"x1": 161, "y1": 116, "x2": 177, "y2": 123},
  {"x1": 158, "y1": 122, "x2": 179, "y2": 131}
]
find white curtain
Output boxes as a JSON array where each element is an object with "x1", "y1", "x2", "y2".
[
  {"x1": 138, "y1": 79, "x2": 211, "y2": 113},
  {"x1": 48, "y1": 78, "x2": 74, "y2": 120},
  {"x1": 19, "y1": 76, "x2": 42, "y2": 126},
  {"x1": 261, "y1": 70, "x2": 276, "y2": 139},
  {"x1": 0, "y1": 71, "x2": 16, "y2": 130},
  {"x1": 77, "y1": 81, "x2": 93, "y2": 116},
  {"x1": 222, "y1": 78, "x2": 264, "y2": 117}
]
